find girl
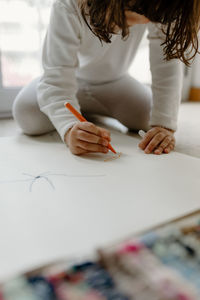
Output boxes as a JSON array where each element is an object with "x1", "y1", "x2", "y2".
[{"x1": 13, "y1": 0, "x2": 200, "y2": 155}]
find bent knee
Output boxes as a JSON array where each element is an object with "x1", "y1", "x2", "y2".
[{"x1": 12, "y1": 93, "x2": 54, "y2": 136}]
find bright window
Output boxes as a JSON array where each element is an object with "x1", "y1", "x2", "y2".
[
  {"x1": 0, "y1": 0, "x2": 53, "y2": 88},
  {"x1": 0, "y1": 0, "x2": 53, "y2": 116}
]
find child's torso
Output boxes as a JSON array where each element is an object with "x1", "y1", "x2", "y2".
[
  {"x1": 77, "y1": 24, "x2": 147, "y2": 82},
  {"x1": 62, "y1": 0, "x2": 147, "y2": 82}
]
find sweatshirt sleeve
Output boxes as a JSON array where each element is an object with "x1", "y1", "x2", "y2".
[
  {"x1": 147, "y1": 22, "x2": 183, "y2": 131},
  {"x1": 37, "y1": 0, "x2": 82, "y2": 142}
]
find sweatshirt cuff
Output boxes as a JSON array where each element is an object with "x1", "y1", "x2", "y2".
[
  {"x1": 149, "y1": 111, "x2": 178, "y2": 132},
  {"x1": 58, "y1": 121, "x2": 78, "y2": 143}
]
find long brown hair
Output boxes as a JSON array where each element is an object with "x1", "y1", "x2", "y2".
[{"x1": 79, "y1": 0, "x2": 200, "y2": 66}]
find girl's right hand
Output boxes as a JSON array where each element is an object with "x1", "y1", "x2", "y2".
[{"x1": 64, "y1": 122, "x2": 111, "y2": 155}]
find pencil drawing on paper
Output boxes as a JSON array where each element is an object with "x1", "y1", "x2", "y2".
[
  {"x1": 0, "y1": 171, "x2": 105, "y2": 192},
  {"x1": 104, "y1": 152, "x2": 122, "y2": 162}
]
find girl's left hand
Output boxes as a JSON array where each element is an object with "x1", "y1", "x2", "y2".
[{"x1": 138, "y1": 126, "x2": 175, "y2": 155}]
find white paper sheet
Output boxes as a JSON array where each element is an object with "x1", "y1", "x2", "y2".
[{"x1": 0, "y1": 130, "x2": 200, "y2": 281}]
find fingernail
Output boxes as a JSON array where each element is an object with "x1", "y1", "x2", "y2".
[
  {"x1": 155, "y1": 151, "x2": 161, "y2": 155},
  {"x1": 145, "y1": 149, "x2": 150, "y2": 154}
]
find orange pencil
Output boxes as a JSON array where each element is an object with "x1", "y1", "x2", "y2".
[{"x1": 64, "y1": 102, "x2": 116, "y2": 154}]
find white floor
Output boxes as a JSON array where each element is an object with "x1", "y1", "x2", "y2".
[
  {"x1": 1, "y1": 102, "x2": 200, "y2": 158},
  {"x1": 0, "y1": 118, "x2": 21, "y2": 137}
]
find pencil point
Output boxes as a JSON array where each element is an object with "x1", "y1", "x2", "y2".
[{"x1": 109, "y1": 144, "x2": 117, "y2": 154}]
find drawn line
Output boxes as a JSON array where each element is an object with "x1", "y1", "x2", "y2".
[
  {"x1": 0, "y1": 179, "x2": 32, "y2": 184},
  {"x1": 104, "y1": 152, "x2": 122, "y2": 162},
  {"x1": 0, "y1": 172, "x2": 106, "y2": 192},
  {"x1": 47, "y1": 173, "x2": 105, "y2": 177}
]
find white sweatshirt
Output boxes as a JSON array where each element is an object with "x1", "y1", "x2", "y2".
[{"x1": 37, "y1": 0, "x2": 183, "y2": 142}]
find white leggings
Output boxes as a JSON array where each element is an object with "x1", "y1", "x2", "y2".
[{"x1": 13, "y1": 74, "x2": 153, "y2": 136}]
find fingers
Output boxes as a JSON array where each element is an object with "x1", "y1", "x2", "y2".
[
  {"x1": 78, "y1": 122, "x2": 111, "y2": 141},
  {"x1": 67, "y1": 122, "x2": 111, "y2": 155},
  {"x1": 138, "y1": 127, "x2": 175, "y2": 155},
  {"x1": 71, "y1": 147, "x2": 90, "y2": 156},
  {"x1": 138, "y1": 127, "x2": 161, "y2": 150},
  {"x1": 77, "y1": 130, "x2": 109, "y2": 146},
  {"x1": 163, "y1": 141, "x2": 175, "y2": 154},
  {"x1": 77, "y1": 140, "x2": 109, "y2": 153},
  {"x1": 144, "y1": 131, "x2": 167, "y2": 154},
  {"x1": 154, "y1": 135, "x2": 174, "y2": 155}
]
